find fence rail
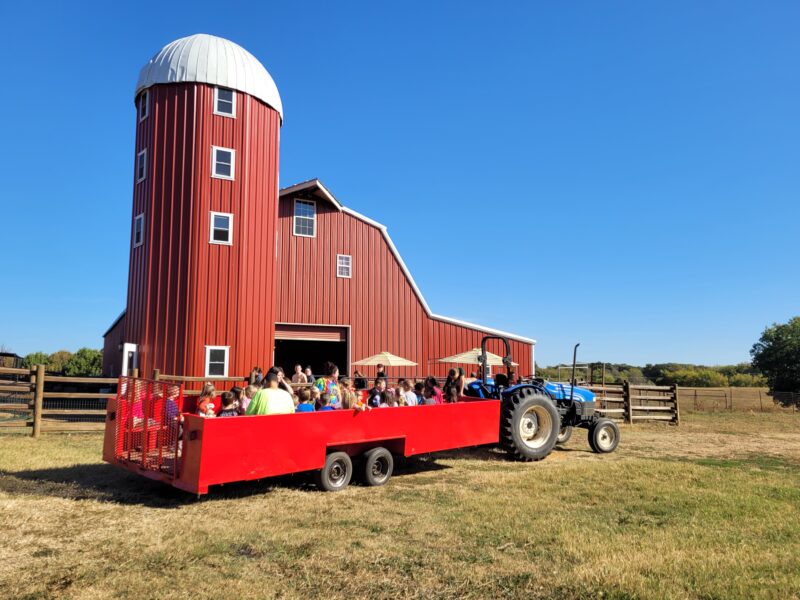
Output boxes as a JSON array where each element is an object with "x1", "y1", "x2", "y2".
[{"x1": 582, "y1": 382, "x2": 680, "y2": 424}]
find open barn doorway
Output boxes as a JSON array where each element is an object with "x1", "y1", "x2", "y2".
[{"x1": 273, "y1": 324, "x2": 349, "y2": 380}]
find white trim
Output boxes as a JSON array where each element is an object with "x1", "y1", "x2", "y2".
[
  {"x1": 211, "y1": 146, "x2": 235, "y2": 180},
  {"x1": 280, "y1": 180, "x2": 537, "y2": 345},
  {"x1": 336, "y1": 254, "x2": 352, "y2": 279},
  {"x1": 293, "y1": 198, "x2": 316, "y2": 238},
  {"x1": 213, "y1": 86, "x2": 236, "y2": 118},
  {"x1": 138, "y1": 90, "x2": 149, "y2": 122},
  {"x1": 121, "y1": 343, "x2": 138, "y2": 377},
  {"x1": 133, "y1": 213, "x2": 144, "y2": 248},
  {"x1": 204, "y1": 345, "x2": 229, "y2": 378},
  {"x1": 209, "y1": 211, "x2": 234, "y2": 245},
  {"x1": 136, "y1": 149, "x2": 147, "y2": 183}
]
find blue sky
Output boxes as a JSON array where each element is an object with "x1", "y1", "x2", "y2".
[{"x1": 0, "y1": 1, "x2": 797, "y2": 366}]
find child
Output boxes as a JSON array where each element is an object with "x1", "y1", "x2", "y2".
[
  {"x1": 367, "y1": 378, "x2": 387, "y2": 408},
  {"x1": 295, "y1": 388, "x2": 315, "y2": 413},
  {"x1": 414, "y1": 382, "x2": 425, "y2": 405},
  {"x1": 317, "y1": 392, "x2": 334, "y2": 411},
  {"x1": 310, "y1": 386, "x2": 321, "y2": 408},
  {"x1": 239, "y1": 385, "x2": 256, "y2": 415},
  {"x1": 218, "y1": 392, "x2": 238, "y2": 417},
  {"x1": 379, "y1": 389, "x2": 397, "y2": 408},
  {"x1": 400, "y1": 380, "x2": 417, "y2": 406},
  {"x1": 196, "y1": 383, "x2": 217, "y2": 417}
]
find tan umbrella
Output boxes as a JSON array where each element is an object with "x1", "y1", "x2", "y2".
[
  {"x1": 352, "y1": 351, "x2": 417, "y2": 367},
  {"x1": 438, "y1": 347, "x2": 518, "y2": 367}
]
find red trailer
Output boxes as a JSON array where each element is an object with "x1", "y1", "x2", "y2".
[{"x1": 103, "y1": 375, "x2": 560, "y2": 495}]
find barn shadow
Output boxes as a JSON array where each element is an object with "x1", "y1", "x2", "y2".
[{"x1": 0, "y1": 453, "x2": 452, "y2": 507}]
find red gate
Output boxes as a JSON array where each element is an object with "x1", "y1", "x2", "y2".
[{"x1": 112, "y1": 376, "x2": 184, "y2": 477}]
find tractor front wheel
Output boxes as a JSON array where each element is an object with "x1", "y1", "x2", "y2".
[
  {"x1": 315, "y1": 452, "x2": 353, "y2": 491},
  {"x1": 500, "y1": 388, "x2": 560, "y2": 461},
  {"x1": 557, "y1": 425, "x2": 573, "y2": 445},
  {"x1": 588, "y1": 419, "x2": 620, "y2": 453}
]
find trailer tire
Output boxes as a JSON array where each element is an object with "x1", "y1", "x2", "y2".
[
  {"x1": 362, "y1": 447, "x2": 393, "y2": 486},
  {"x1": 557, "y1": 425, "x2": 573, "y2": 445},
  {"x1": 315, "y1": 452, "x2": 353, "y2": 491},
  {"x1": 589, "y1": 419, "x2": 620, "y2": 453},
  {"x1": 500, "y1": 387, "x2": 559, "y2": 461}
]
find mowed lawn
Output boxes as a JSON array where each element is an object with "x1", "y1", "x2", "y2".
[{"x1": 1, "y1": 413, "x2": 799, "y2": 599}]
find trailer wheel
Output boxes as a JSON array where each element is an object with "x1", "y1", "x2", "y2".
[
  {"x1": 589, "y1": 419, "x2": 620, "y2": 453},
  {"x1": 316, "y1": 452, "x2": 353, "y2": 491},
  {"x1": 557, "y1": 425, "x2": 573, "y2": 445},
  {"x1": 500, "y1": 387, "x2": 559, "y2": 461},
  {"x1": 362, "y1": 447, "x2": 393, "y2": 486}
]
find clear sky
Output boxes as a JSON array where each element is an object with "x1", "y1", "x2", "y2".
[{"x1": 0, "y1": 1, "x2": 797, "y2": 366}]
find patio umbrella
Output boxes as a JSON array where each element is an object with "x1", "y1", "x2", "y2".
[
  {"x1": 352, "y1": 351, "x2": 417, "y2": 367},
  {"x1": 438, "y1": 347, "x2": 518, "y2": 367}
]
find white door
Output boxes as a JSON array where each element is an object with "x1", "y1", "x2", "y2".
[{"x1": 122, "y1": 343, "x2": 138, "y2": 376}]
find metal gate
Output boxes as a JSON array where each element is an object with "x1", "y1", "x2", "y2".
[{"x1": 113, "y1": 377, "x2": 184, "y2": 477}]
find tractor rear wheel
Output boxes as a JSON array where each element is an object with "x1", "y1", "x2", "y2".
[
  {"x1": 588, "y1": 419, "x2": 620, "y2": 453},
  {"x1": 500, "y1": 387, "x2": 559, "y2": 461},
  {"x1": 557, "y1": 425, "x2": 573, "y2": 445},
  {"x1": 362, "y1": 447, "x2": 393, "y2": 486},
  {"x1": 315, "y1": 452, "x2": 353, "y2": 491}
]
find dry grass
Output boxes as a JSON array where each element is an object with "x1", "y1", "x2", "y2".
[{"x1": 1, "y1": 413, "x2": 800, "y2": 599}]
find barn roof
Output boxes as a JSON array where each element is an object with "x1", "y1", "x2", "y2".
[
  {"x1": 136, "y1": 34, "x2": 283, "y2": 120},
  {"x1": 279, "y1": 180, "x2": 536, "y2": 345}
]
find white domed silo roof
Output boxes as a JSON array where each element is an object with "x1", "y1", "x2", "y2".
[{"x1": 136, "y1": 33, "x2": 283, "y2": 120}]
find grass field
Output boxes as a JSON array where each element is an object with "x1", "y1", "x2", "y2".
[{"x1": 1, "y1": 413, "x2": 799, "y2": 599}]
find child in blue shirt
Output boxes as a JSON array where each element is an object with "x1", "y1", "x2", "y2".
[{"x1": 295, "y1": 388, "x2": 315, "y2": 413}]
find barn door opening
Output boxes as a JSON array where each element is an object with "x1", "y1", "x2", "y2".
[{"x1": 273, "y1": 325, "x2": 349, "y2": 378}]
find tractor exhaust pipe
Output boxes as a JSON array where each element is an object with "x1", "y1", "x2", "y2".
[{"x1": 570, "y1": 343, "x2": 580, "y2": 403}]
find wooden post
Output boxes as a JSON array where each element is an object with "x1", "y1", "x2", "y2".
[
  {"x1": 32, "y1": 364, "x2": 45, "y2": 438},
  {"x1": 759, "y1": 389, "x2": 763, "y2": 412},
  {"x1": 623, "y1": 380, "x2": 632, "y2": 424},
  {"x1": 153, "y1": 369, "x2": 161, "y2": 381},
  {"x1": 132, "y1": 367, "x2": 139, "y2": 378},
  {"x1": 672, "y1": 384, "x2": 680, "y2": 425}
]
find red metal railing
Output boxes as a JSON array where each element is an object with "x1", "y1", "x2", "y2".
[{"x1": 114, "y1": 376, "x2": 184, "y2": 478}]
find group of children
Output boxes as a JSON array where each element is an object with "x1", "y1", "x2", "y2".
[{"x1": 195, "y1": 362, "x2": 472, "y2": 418}]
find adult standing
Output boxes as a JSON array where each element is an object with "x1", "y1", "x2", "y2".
[
  {"x1": 376, "y1": 363, "x2": 387, "y2": 380},
  {"x1": 314, "y1": 362, "x2": 342, "y2": 409},
  {"x1": 292, "y1": 364, "x2": 308, "y2": 384}
]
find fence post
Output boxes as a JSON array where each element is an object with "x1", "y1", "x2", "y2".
[
  {"x1": 623, "y1": 380, "x2": 632, "y2": 424},
  {"x1": 759, "y1": 389, "x2": 763, "y2": 412},
  {"x1": 132, "y1": 367, "x2": 139, "y2": 378},
  {"x1": 32, "y1": 364, "x2": 45, "y2": 438},
  {"x1": 672, "y1": 384, "x2": 680, "y2": 425},
  {"x1": 153, "y1": 369, "x2": 161, "y2": 382}
]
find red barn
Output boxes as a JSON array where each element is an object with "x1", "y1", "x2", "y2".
[{"x1": 103, "y1": 34, "x2": 535, "y2": 380}]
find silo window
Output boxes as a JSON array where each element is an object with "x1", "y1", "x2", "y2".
[
  {"x1": 214, "y1": 87, "x2": 236, "y2": 117},
  {"x1": 133, "y1": 214, "x2": 144, "y2": 248},
  {"x1": 293, "y1": 199, "x2": 316, "y2": 237},
  {"x1": 337, "y1": 254, "x2": 352, "y2": 278},
  {"x1": 209, "y1": 211, "x2": 233, "y2": 245},
  {"x1": 205, "y1": 346, "x2": 229, "y2": 378},
  {"x1": 138, "y1": 90, "x2": 149, "y2": 121},
  {"x1": 136, "y1": 149, "x2": 147, "y2": 182},
  {"x1": 212, "y1": 146, "x2": 235, "y2": 180}
]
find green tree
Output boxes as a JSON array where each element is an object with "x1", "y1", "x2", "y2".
[
  {"x1": 751, "y1": 317, "x2": 800, "y2": 395},
  {"x1": 63, "y1": 348, "x2": 102, "y2": 377},
  {"x1": 729, "y1": 373, "x2": 767, "y2": 387},
  {"x1": 23, "y1": 352, "x2": 50, "y2": 368},
  {"x1": 47, "y1": 350, "x2": 73, "y2": 373}
]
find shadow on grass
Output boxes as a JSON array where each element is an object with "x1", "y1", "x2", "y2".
[{"x1": 0, "y1": 454, "x2": 452, "y2": 506}]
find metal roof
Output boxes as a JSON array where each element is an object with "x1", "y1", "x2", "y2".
[{"x1": 136, "y1": 34, "x2": 283, "y2": 120}]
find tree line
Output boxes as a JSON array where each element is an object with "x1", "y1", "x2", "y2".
[
  {"x1": 536, "y1": 362, "x2": 766, "y2": 387},
  {"x1": 20, "y1": 348, "x2": 103, "y2": 377}
]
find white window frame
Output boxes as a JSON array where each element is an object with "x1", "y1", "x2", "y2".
[
  {"x1": 293, "y1": 199, "x2": 316, "y2": 238},
  {"x1": 133, "y1": 213, "x2": 144, "y2": 248},
  {"x1": 336, "y1": 254, "x2": 352, "y2": 279},
  {"x1": 136, "y1": 149, "x2": 147, "y2": 183},
  {"x1": 209, "y1": 211, "x2": 234, "y2": 245},
  {"x1": 211, "y1": 146, "x2": 235, "y2": 180},
  {"x1": 213, "y1": 87, "x2": 236, "y2": 118},
  {"x1": 138, "y1": 90, "x2": 149, "y2": 122},
  {"x1": 204, "y1": 346, "x2": 229, "y2": 378}
]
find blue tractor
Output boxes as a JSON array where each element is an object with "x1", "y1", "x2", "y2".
[{"x1": 465, "y1": 336, "x2": 621, "y2": 461}]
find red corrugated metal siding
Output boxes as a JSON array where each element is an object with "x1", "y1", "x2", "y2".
[
  {"x1": 275, "y1": 197, "x2": 533, "y2": 379},
  {"x1": 102, "y1": 314, "x2": 126, "y2": 377},
  {"x1": 124, "y1": 83, "x2": 280, "y2": 377}
]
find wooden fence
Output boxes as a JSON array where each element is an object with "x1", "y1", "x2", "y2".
[{"x1": 583, "y1": 382, "x2": 680, "y2": 424}]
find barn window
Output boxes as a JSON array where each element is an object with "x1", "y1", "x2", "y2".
[
  {"x1": 138, "y1": 90, "x2": 149, "y2": 121},
  {"x1": 133, "y1": 213, "x2": 144, "y2": 248},
  {"x1": 214, "y1": 87, "x2": 236, "y2": 117},
  {"x1": 212, "y1": 146, "x2": 235, "y2": 180},
  {"x1": 136, "y1": 149, "x2": 147, "y2": 182},
  {"x1": 209, "y1": 211, "x2": 233, "y2": 245},
  {"x1": 336, "y1": 254, "x2": 352, "y2": 278},
  {"x1": 293, "y1": 199, "x2": 316, "y2": 237},
  {"x1": 205, "y1": 346, "x2": 229, "y2": 377}
]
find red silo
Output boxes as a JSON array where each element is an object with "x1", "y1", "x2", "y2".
[{"x1": 124, "y1": 34, "x2": 282, "y2": 378}]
